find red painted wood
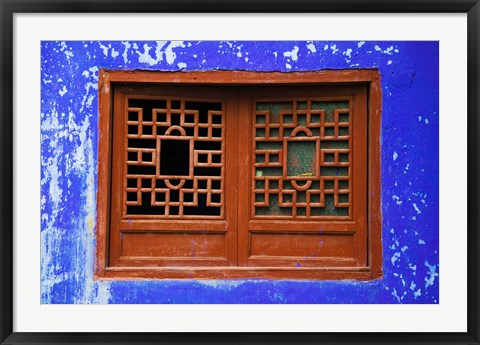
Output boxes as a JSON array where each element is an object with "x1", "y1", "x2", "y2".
[{"x1": 95, "y1": 70, "x2": 382, "y2": 280}]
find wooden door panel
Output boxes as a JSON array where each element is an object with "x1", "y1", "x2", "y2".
[
  {"x1": 249, "y1": 232, "x2": 355, "y2": 257},
  {"x1": 238, "y1": 85, "x2": 368, "y2": 268},
  {"x1": 108, "y1": 85, "x2": 238, "y2": 267}
]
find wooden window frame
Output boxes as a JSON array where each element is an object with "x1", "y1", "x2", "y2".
[{"x1": 96, "y1": 70, "x2": 382, "y2": 280}]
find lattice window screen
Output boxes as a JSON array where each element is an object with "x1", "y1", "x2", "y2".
[
  {"x1": 124, "y1": 98, "x2": 225, "y2": 218},
  {"x1": 253, "y1": 100, "x2": 351, "y2": 219}
]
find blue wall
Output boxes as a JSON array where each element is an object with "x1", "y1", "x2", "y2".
[{"x1": 40, "y1": 41, "x2": 439, "y2": 304}]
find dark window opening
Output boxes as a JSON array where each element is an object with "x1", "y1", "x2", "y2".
[{"x1": 160, "y1": 139, "x2": 190, "y2": 176}]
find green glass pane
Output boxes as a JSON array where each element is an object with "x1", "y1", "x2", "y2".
[
  {"x1": 255, "y1": 193, "x2": 265, "y2": 203},
  {"x1": 270, "y1": 180, "x2": 279, "y2": 189},
  {"x1": 297, "y1": 191, "x2": 306, "y2": 203},
  {"x1": 283, "y1": 114, "x2": 293, "y2": 124},
  {"x1": 321, "y1": 141, "x2": 349, "y2": 149},
  {"x1": 282, "y1": 193, "x2": 292, "y2": 203},
  {"x1": 255, "y1": 194, "x2": 291, "y2": 216},
  {"x1": 255, "y1": 179, "x2": 265, "y2": 189},
  {"x1": 256, "y1": 167, "x2": 282, "y2": 177},
  {"x1": 311, "y1": 101, "x2": 349, "y2": 122},
  {"x1": 297, "y1": 114, "x2": 307, "y2": 126},
  {"x1": 310, "y1": 194, "x2": 320, "y2": 203},
  {"x1": 325, "y1": 153, "x2": 335, "y2": 162},
  {"x1": 256, "y1": 102, "x2": 292, "y2": 123},
  {"x1": 321, "y1": 167, "x2": 349, "y2": 176},
  {"x1": 310, "y1": 194, "x2": 349, "y2": 216},
  {"x1": 287, "y1": 141, "x2": 316, "y2": 176},
  {"x1": 311, "y1": 128, "x2": 320, "y2": 136},
  {"x1": 339, "y1": 153, "x2": 349, "y2": 162},
  {"x1": 256, "y1": 115, "x2": 266, "y2": 124},
  {"x1": 339, "y1": 113, "x2": 349, "y2": 123},
  {"x1": 338, "y1": 194, "x2": 349, "y2": 203},
  {"x1": 256, "y1": 155, "x2": 265, "y2": 163},
  {"x1": 270, "y1": 128, "x2": 279, "y2": 137},
  {"x1": 256, "y1": 141, "x2": 282, "y2": 150},
  {"x1": 324, "y1": 180, "x2": 334, "y2": 190},
  {"x1": 283, "y1": 180, "x2": 293, "y2": 190},
  {"x1": 311, "y1": 114, "x2": 321, "y2": 123},
  {"x1": 297, "y1": 101, "x2": 308, "y2": 110},
  {"x1": 325, "y1": 127, "x2": 334, "y2": 136},
  {"x1": 256, "y1": 128, "x2": 265, "y2": 137},
  {"x1": 338, "y1": 127, "x2": 349, "y2": 136}
]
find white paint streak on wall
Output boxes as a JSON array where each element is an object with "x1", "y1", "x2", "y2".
[
  {"x1": 424, "y1": 261, "x2": 438, "y2": 289},
  {"x1": 99, "y1": 43, "x2": 109, "y2": 56},
  {"x1": 197, "y1": 280, "x2": 246, "y2": 289},
  {"x1": 58, "y1": 86, "x2": 67, "y2": 96},
  {"x1": 122, "y1": 41, "x2": 131, "y2": 64},
  {"x1": 384, "y1": 46, "x2": 394, "y2": 54},
  {"x1": 165, "y1": 41, "x2": 186, "y2": 65},
  {"x1": 136, "y1": 43, "x2": 154, "y2": 65},
  {"x1": 136, "y1": 41, "x2": 169, "y2": 66},
  {"x1": 392, "y1": 195, "x2": 402, "y2": 205},
  {"x1": 391, "y1": 288, "x2": 401, "y2": 302},
  {"x1": 330, "y1": 44, "x2": 339, "y2": 54},
  {"x1": 41, "y1": 74, "x2": 112, "y2": 303},
  {"x1": 283, "y1": 46, "x2": 299, "y2": 61},
  {"x1": 391, "y1": 252, "x2": 401, "y2": 265},
  {"x1": 111, "y1": 48, "x2": 119, "y2": 58},
  {"x1": 393, "y1": 151, "x2": 398, "y2": 161},
  {"x1": 81, "y1": 118, "x2": 111, "y2": 302},
  {"x1": 41, "y1": 104, "x2": 68, "y2": 302}
]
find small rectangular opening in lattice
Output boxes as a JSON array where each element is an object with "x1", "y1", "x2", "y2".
[
  {"x1": 159, "y1": 139, "x2": 190, "y2": 176},
  {"x1": 287, "y1": 141, "x2": 317, "y2": 177}
]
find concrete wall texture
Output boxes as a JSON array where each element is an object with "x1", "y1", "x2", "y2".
[{"x1": 40, "y1": 41, "x2": 439, "y2": 303}]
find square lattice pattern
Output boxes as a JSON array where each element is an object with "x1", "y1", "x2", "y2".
[
  {"x1": 253, "y1": 100, "x2": 351, "y2": 219},
  {"x1": 124, "y1": 98, "x2": 224, "y2": 218}
]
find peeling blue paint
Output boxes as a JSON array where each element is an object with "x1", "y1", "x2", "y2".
[{"x1": 41, "y1": 41, "x2": 439, "y2": 304}]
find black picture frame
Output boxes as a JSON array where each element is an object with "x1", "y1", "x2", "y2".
[{"x1": 1, "y1": 1, "x2": 478, "y2": 344}]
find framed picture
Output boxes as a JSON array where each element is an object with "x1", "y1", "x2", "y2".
[{"x1": 1, "y1": 1, "x2": 478, "y2": 344}]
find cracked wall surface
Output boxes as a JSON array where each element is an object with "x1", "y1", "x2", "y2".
[{"x1": 41, "y1": 41, "x2": 438, "y2": 303}]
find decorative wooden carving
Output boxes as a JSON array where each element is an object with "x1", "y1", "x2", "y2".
[
  {"x1": 253, "y1": 99, "x2": 352, "y2": 219},
  {"x1": 124, "y1": 98, "x2": 225, "y2": 218}
]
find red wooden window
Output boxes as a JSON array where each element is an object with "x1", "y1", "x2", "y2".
[{"x1": 96, "y1": 70, "x2": 382, "y2": 280}]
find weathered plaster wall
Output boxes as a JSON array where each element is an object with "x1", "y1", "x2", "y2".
[{"x1": 40, "y1": 41, "x2": 438, "y2": 303}]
